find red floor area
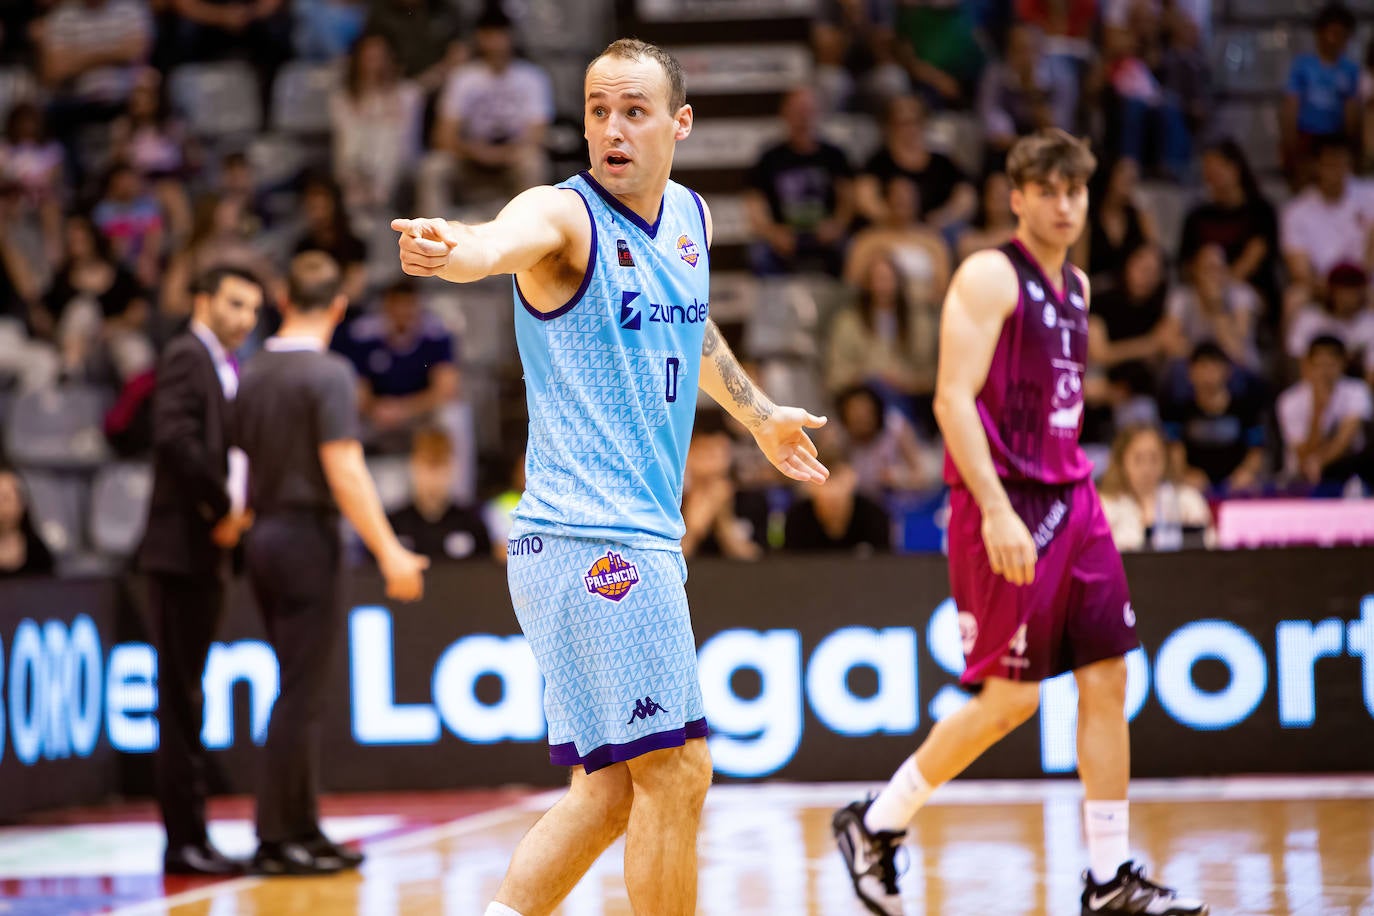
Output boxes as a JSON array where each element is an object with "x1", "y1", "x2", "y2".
[{"x1": 0, "y1": 789, "x2": 540, "y2": 915}]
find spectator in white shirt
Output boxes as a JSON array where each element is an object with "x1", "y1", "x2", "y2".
[
  {"x1": 1099, "y1": 423, "x2": 1214, "y2": 552},
  {"x1": 330, "y1": 32, "x2": 423, "y2": 215},
  {"x1": 1280, "y1": 136, "x2": 1374, "y2": 298},
  {"x1": 1285, "y1": 261, "x2": 1374, "y2": 369},
  {"x1": 417, "y1": 4, "x2": 551, "y2": 216},
  {"x1": 1277, "y1": 334, "x2": 1373, "y2": 490}
]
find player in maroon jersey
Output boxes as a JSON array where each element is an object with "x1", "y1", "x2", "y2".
[{"x1": 833, "y1": 130, "x2": 1208, "y2": 916}]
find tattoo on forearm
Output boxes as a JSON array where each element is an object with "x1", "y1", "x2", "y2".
[
  {"x1": 702, "y1": 320, "x2": 721, "y2": 356},
  {"x1": 704, "y1": 321, "x2": 774, "y2": 428}
]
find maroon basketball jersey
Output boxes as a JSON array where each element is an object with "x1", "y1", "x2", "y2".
[{"x1": 943, "y1": 239, "x2": 1094, "y2": 487}]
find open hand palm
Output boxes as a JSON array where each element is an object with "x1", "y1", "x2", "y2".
[{"x1": 753, "y1": 407, "x2": 829, "y2": 484}]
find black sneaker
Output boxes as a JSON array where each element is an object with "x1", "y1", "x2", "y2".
[
  {"x1": 1082, "y1": 860, "x2": 1209, "y2": 915},
  {"x1": 832, "y1": 796, "x2": 905, "y2": 916}
]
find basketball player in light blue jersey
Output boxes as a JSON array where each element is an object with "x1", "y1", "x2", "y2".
[{"x1": 393, "y1": 38, "x2": 829, "y2": 916}]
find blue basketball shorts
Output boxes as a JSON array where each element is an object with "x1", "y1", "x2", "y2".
[{"x1": 505, "y1": 530, "x2": 708, "y2": 772}]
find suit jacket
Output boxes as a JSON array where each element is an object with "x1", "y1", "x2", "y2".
[{"x1": 138, "y1": 331, "x2": 232, "y2": 577}]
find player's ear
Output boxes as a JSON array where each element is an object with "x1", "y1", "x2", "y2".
[
  {"x1": 1009, "y1": 185, "x2": 1024, "y2": 221},
  {"x1": 674, "y1": 104, "x2": 693, "y2": 142}
]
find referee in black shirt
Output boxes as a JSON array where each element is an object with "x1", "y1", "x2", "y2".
[{"x1": 234, "y1": 251, "x2": 428, "y2": 875}]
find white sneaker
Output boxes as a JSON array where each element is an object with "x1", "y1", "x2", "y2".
[{"x1": 832, "y1": 796, "x2": 905, "y2": 916}]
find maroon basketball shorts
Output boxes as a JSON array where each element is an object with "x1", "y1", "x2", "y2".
[{"x1": 947, "y1": 478, "x2": 1139, "y2": 686}]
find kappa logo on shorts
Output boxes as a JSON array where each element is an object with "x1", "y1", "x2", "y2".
[
  {"x1": 584, "y1": 551, "x2": 641, "y2": 602},
  {"x1": 627, "y1": 696, "x2": 669, "y2": 723}
]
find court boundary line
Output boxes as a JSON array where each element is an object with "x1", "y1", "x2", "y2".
[
  {"x1": 704, "y1": 775, "x2": 1374, "y2": 806},
  {"x1": 85, "y1": 777, "x2": 1374, "y2": 913},
  {"x1": 106, "y1": 792, "x2": 561, "y2": 916}
]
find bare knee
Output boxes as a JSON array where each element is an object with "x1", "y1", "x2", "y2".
[
  {"x1": 1075, "y1": 656, "x2": 1128, "y2": 716},
  {"x1": 571, "y1": 764, "x2": 635, "y2": 836},
  {"x1": 627, "y1": 739, "x2": 713, "y2": 808},
  {"x1": 978, "y1": 680, "x2": 1042, "y2": 737}
]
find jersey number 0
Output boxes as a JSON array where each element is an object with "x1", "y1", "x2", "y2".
[{"x1": 665, "y1": 357, "x2": 680, "y2": 403}]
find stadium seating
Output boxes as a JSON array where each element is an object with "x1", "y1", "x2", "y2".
[
  {"x1": 4, "y1": 386, "x2": 113, "y2": 469},
  {"x1": 20, "y1": 468, "x2": 88, "y2": 560},
  {"x1": 88, "y1": 462, "x2": 153, "y2": 557},
  {"x1": 1212, "y1": 27, "x2": 1296, "y2": 95},
  {"x1": 271, "y1": 60, "x2": 341, "y2": 136},
  {"x1": 168, "y1": 61, "x2": 263, "y2": 139}
]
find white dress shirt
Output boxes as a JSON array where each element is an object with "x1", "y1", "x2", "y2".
[{"x1": 190, "y1": 320, "x2": 248, "y2": 514}]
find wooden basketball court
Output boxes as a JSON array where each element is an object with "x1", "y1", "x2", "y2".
[{"x1": 87, "y1": 777, "x2": 1374, "y2": 916}]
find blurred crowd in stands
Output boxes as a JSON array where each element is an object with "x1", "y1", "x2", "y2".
[{"x1": 1, "y1": 0, "x2": 1373, "y2": 578}]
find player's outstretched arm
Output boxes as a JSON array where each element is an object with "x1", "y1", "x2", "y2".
[
  {"x1": 392, "y1": 185, "x2": 583, "y2": 285},
  {"x1": 934, "y1": 250, "x2": 1037, "y2": 586},
  {"x1": 698, "y1": 319, "x2": 829, "y2": 484}
]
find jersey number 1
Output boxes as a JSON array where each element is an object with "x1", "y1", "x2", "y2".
[{"x1": 665, "y1": 357, "x2": 680, "y2": 403}]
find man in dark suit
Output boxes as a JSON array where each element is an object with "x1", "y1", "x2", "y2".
[{"x1": 138, "y1": 266, "x2": 263, "y2": 876}]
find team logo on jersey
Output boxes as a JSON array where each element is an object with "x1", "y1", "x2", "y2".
[
  {"x1": 617, "y1": 238, "x2": 635, "y2": 267},
  {"x1": 1027, "y1": 280, "x2": 1045, "y2": 302},
  {"x1": 619, "y1": 290, "x2": 642, "y2": 330},
  {"x1": 1042, "y1": 303, "x2": 1057, "y2": 328},
  {"x1": 619, "y1": 290, "x2": 709, "y2": 327},
  {"x1": 1069, "y1": 291, "x2": 1085, "y2": 310},
  {"x1": 677, "y1": 234, "x2": 700, "y2": 267},
  {"x1": 585, "y1": 551, "x2": 640, "y2": 602}
]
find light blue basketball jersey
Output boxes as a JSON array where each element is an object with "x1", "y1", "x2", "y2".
[{"x1": 511, "y1": 170, "x2": 711, "y2": 549}]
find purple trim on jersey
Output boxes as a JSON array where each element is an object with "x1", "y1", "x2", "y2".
[
  {"x1": 1010, "y1": 237, "x2": 1071, "y2": 306},
  {"x1": 579, "y1": 169, "x2": 664, "y2": 239},
  {"x1": 549, "y1": 718, "x2": 710, "y2": 772},
  {"x1": 688, "y1": 190, "x2": 710, "y2": 268},
  {"x1": 515, "y1": 187, "x2": 598, "y2": 321}
]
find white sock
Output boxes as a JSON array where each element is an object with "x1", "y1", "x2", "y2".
[
  {"x1": 484, "y1": 904, "x2": 524, "y2": 916},
  {"x1": 864, "y1": 755, "x2": 936, "y2": 833},
  {"x1": 1084, "y1": 800, "x2": 1130, "y2": 885}
]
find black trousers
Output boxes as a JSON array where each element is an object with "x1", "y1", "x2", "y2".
[
  {"x1": 149, "y1": 572, "x2": 226, "y2": 850},
  {"x1": 244, "y1": 512, "x2": 344, "y2": 844}
]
